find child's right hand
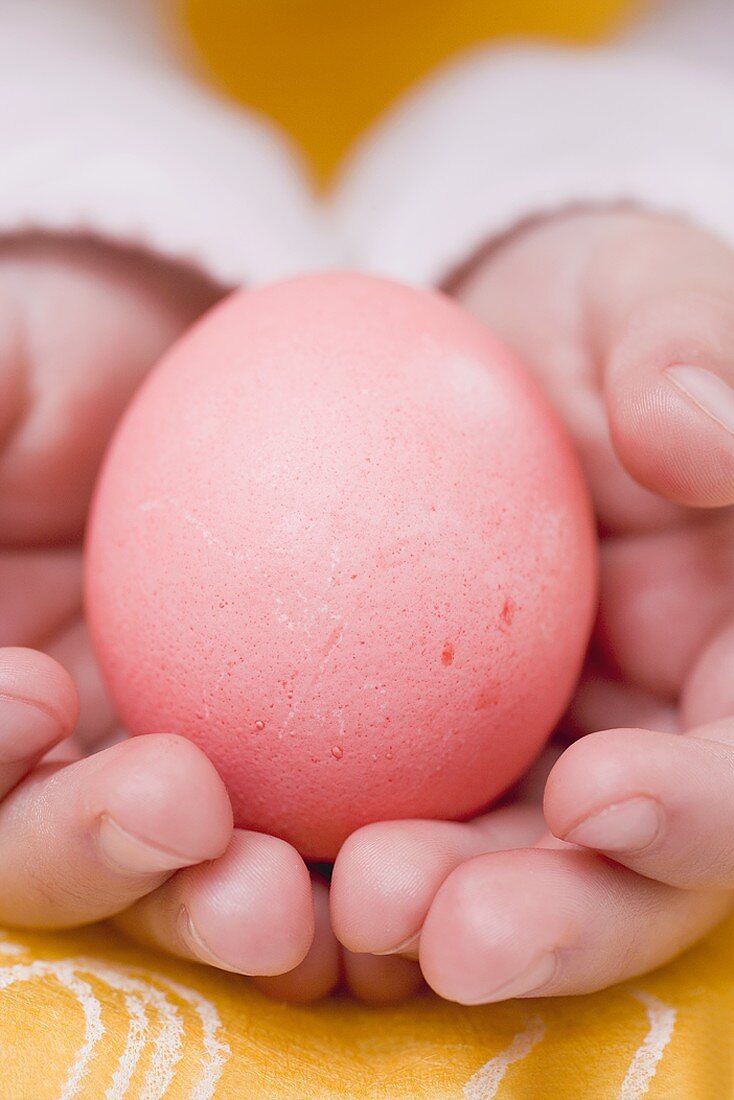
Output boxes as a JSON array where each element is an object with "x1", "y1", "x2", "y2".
[
  {"x1": 0, "y1": 237, "x2": 315, "y2": 987},
  {"x1": 330, "y1": 210, "x2": 734, "y2": 1007}
]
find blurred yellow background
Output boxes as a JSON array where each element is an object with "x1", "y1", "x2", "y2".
[{"x1": 183, "y1": 0, "x2": 640, "y2": 182}]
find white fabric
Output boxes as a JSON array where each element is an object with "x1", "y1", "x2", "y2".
[
  {"x1": 334, "y1": 27, "x2": 734, "y2": 285},
  {"x1": 4, "y1": 0, "x2": 175, "y2": 67},
  {"x1": 626, "y1": 0, "x2": 734, "y2": 76},
  {"x1": 0, "y1": 1, "x2": 732, "y2": 288},
  {"x1": 0, "y1": 0, "x2": 337, "y2": 287}
]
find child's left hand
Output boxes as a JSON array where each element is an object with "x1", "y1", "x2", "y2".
[
  {"x1": 0, "y1": 234, "x2": 425, "y2": 1005},
  {"x1": 329, "y1": 209, "x2": 734, "y2": 1005}
]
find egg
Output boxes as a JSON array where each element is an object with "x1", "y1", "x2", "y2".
[{"x1": 85, "y1": 272, "x2": 597, "y2": 860}]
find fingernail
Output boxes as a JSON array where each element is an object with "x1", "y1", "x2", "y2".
[
  {"x1": 461, "y1": 950, "x2": 558, "y2": 1005},
  {"x1": 373, "y1": 931, "x2": 421, "y2": 957},
  {"x1": 564, "y1": 796, "x2": 663, "y2": 853},
  {"x1": 0, "y1": 697, "x2": 65, "y2": 763},
  {"x1": 665, "y1": 365, "x2": 734, "y2": 435},
  {"x1": 97, "y1": 813, "x2": 201, "y2": 874},
  {"x1": 178, "y1": 905, "x2": 246, "y2": 973}
]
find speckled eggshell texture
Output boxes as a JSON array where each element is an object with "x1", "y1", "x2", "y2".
[{"x1": 85, "y1": 272, "x2": 597, "y2": 859}]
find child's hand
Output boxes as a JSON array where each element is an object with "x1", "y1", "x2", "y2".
[
  {"x1": 330, "y1": 210, "x2": 734, "y2": 1005},
  {"x1": 0, "y1": 237, "x2": 313, "y2": 982}
]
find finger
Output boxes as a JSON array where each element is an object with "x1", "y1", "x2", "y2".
[
  {"x1": 331, "y1": 804, "x2": 545, "y2": 956},
  {"x1": 455, "y1": 210, "x2": 686, "y2": 534},
  {"x1": 682, "y1": 617, "x2": 734, "y2": 728},
  {"x1": 419, "y1": 847, "x2": 729, "y2": 1004},
  {"x1": 116, "y1": 831, "x2": 313, "y2": 980},
  {"x1": 0, "y1": 549, "x2": 81, "y2": 646},
  {"x1": 253, "y1": 877, "x2": 339, "y2": 1001},
  {"x1": 0, "y1": 733, "x2": 232, "y2": 927},
  {"x1": 0, "y1": 236, "x2": 219, "y2": 545},
  {"x1": 44, "y1": 619, "x2": 117, "y2": 753},
  {"x1": 586, "y1": 215, "x2": 734, "y2": 507},
  {"x1": 0, "y1": 647, "x2": 78, "y2": 796},
  {"x1": 545, "y1": 719, "x2": 734, "y2": 890},
  {"x1": 598, "y1": 511, "x2": 734, "y2": 698},
  {"x1": 565, "y1": 674, "x2": 678, "y2": 739},
  {"x1": 342, "y1": 950, "x2": 424, "y2": 1005}
]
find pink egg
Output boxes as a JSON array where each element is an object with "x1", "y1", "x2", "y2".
[{"x1": 85, "y1": 272, "x2": 597, "y2": 859}]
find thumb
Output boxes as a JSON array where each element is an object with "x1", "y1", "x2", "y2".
[{"x1": 588, "y1": 215, "x2": 734, "y2": 507}]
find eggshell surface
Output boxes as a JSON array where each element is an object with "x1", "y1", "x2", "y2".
[{"x1": 85, "y1": 273, "x2": 597, "y2": 859}]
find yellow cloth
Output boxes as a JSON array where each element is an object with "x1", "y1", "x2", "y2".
[
  {"x1": 182, "y1": 0, "x2": 639, "y2": 181},
  {"x1": 1, "y1": 915, "x2": 732, "y2": 1098}
]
